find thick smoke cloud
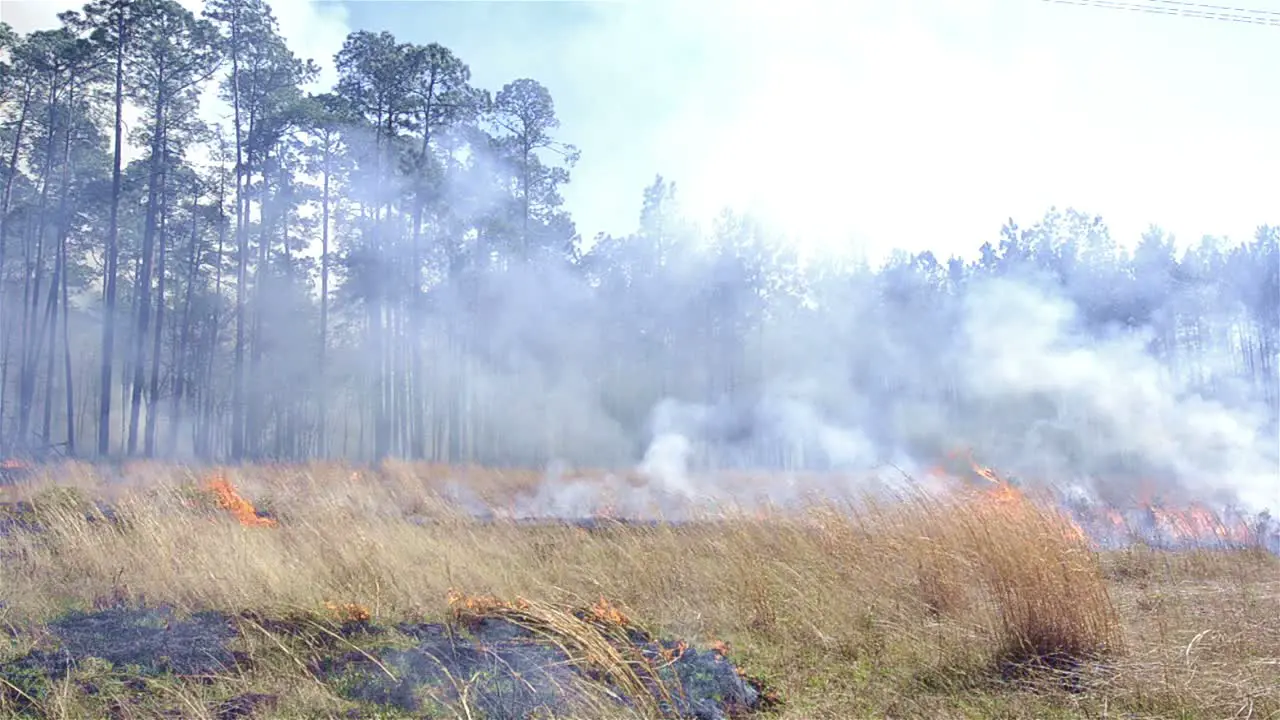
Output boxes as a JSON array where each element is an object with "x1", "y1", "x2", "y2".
[
  {"x1": 955, "y1": 278, "x2": 1278, "y2": 512},
  {"x1": 448, "y1": 258, "x2": 1278, "y2": 519}
]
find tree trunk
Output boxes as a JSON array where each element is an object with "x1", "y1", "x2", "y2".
[
  {"x1": 247, "y1": 150, "x2": 273, "y2": 459},
  {"x1": 98, "y1": 2, "x2": 127, "y2": 456},
  {"x1": 0, "y1": 81, "x2": 32, "y2": 450},
  {"x1": 18, "y1": 75, "x2": 62, "y2": 444},
  {"x1": 39, "y1": 81, "x2": 78, "y2": 448},
  {"x1": 204, "y1": 171, "x2": 227, "y2": 459},
  {"x1": 60, "y1": 227, "x2": 74, "y2": 456},
  {"x1": 144, "y1": 143, "x2": 171, "y2": 457},
  {"x1": 229, "y1": 6, "x2": 248, "y2": 460},
  {"x1": 168, "y1": 184, "x2": 201, "y2": 457},
  {"x1": 127, "y1": 87, "x2": 166, "y2": 456},
  {"x1": 317, "y1": 133, "x2": 331, "y2": 457}
]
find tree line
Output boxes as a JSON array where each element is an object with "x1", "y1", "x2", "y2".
[{"x1": 0, "y1": 0, "x2": 1275, "y2": 469}]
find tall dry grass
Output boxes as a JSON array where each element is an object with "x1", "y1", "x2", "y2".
[{"x1": 0, "y1": 461, "x2": 1273, "y2": 718}]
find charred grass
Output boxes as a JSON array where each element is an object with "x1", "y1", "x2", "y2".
[{"x1": 0, "y1": 461, "x2": 1275, "y2": 718}]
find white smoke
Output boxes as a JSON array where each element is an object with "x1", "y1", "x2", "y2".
[
  {"x1": 638, "y1": 432, "x2": 695, "y2": 498},
  {"x1": 958, "y1": 278, "x2": 1278, "y2": 513},
  {"x1": 502, "y1": 272, "x2": 1278, "y2": 521}
]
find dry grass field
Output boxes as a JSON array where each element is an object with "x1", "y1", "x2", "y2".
[{"x1": 0, "y1": 461, "x2": 1276, "y2": 719}]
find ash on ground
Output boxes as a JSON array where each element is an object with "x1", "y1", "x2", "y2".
[
  {"x1": 322, "y1": 616, "x2": 763, "y2": 720},
  {"x1": 12, "y1": 606, "x2": 239, "y2": 677},
  {"x1": 0, "y1": 604, "x2": 765, "y2": 720}
]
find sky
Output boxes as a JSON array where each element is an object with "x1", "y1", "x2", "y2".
[{"x1": 4, "y1": 0, "x2": 1280, "y2": 264}]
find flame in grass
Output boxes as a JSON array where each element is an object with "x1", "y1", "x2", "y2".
[
  {"x1": 958, "y1": 453, "x2": 1092, "y2": 547},
  {"x1": 1075, "y1": 497, "x2": 1268, "y2": 551},
  {"x1": 1150, "y1": 504, "x2": 1217, "y2": 542},
  {"x1": 446, "y1": 588, "x2": 529, "y2": 618},
  {"x1": 588, "y1": 595, "x2": 632, "y2": 627},
  {"x1": 659, "y1": 639, "x2": 689, "y2": 665},
  {"x1": 941, "y1": 451, "x2": 1275, "y2": 552},
  {"x1": 204, "y1": 471, "x2": 277, "y2": 528},
  {"x1": 325, "y1": 601, "x2": 372, "y2": 624},
  {"x1": 1144, "y1": 500, "x2": 1261, "y2": 547}
]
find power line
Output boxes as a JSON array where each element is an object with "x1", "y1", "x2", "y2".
[
  {"x1": 1125, "y1": 0, "x2": 1280, "y2": 17},
  {"x1": 1041, "y1": 0, "x2": 1280, "y2": 27}
]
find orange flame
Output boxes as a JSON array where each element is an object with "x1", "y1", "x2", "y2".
[
  {"x1": 588, "y1": 595, "x2": 631, "y2": 627},
  {"x1": 446, "y1": 589, "x2": 529, "y2": 617},
  {"x1": 325, "y1": 601, "x2": 371, "y2": 624},
  {"x1": 956, "y1": 450, "x2": 1091, "y2": 545},
  {"x1": 1142, "y1": 502, "x2": 1256, "y2": 546},
  {"x1": 659, "y1": 639, "x2": 689, "y2": 664},
  {"x1": 967, "y1": 455, "x2": 1002, "y2": 486},
  {"x1": 936, "y1": 450, "x2": 1269, "y2": 551},
  {"x1": 204, "y1": 472, "x2": 277, "y2": 528}
]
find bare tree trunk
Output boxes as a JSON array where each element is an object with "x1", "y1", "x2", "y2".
[
  {"x1": 121, "y1": 251, "x2": 141, "y2": 449},
  {"x1": 18, "y1": 78, "x2": 62, "y2": 444},
  {"x1": 0, "y1": 82, "x2": 33, "y2": 450},
  {"x1": 127, "y1": 89, "x2": 166, "y2": 456},
  {"x1": 168, "y1": 184, "x2": 201, "y2": 457},
  {"x1": 229, "y1": 10, "x2": 248, "y2": 460},
  {"x1": 408, "y1": 201, "x2": 426, "y2": 459},
  {"x1": 317, "y1": 135, "x2": 331, "y2": 457},
  {"x1": 247, "y1": 151, "x2": 273, "y2": 459},
  {"x1": 60, "y1": 228, "x2": 74, "y2": 456},
  {"x1": 98, "y1": 0, "x2": 127, "y2": 456},
  {"x1": 144, "y1": 145, "x2": 170, "y2": 457},
  {"x1": 38, "y1": 256, "x2": 57, "y2": 447},
  {"x1": 203, "y1": 173, "x2": 227, "y2": 459},
  {"x1": 39, "y1": 260, "x2": 58, "y2": 446},
  {"x1": 37, "y1": 76, "x2": 79, "y2": 450}
]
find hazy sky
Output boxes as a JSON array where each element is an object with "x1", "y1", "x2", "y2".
[{"x1": 5, "y1": 0, "x2": 1280, "y2": 263}]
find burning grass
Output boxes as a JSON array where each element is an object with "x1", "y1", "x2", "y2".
[
  {"x1": 203, "y1": 471, "x2": 277, "y2": 528},
  {"x1": 0, "y1": 461, "x2": 1275, "y2": 718}
]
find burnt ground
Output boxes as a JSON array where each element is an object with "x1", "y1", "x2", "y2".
[
  {"x1": 322, "y1": 615, "x2": 762, "y2": 720},
  {"x1": 0, "y1": 604, "x2": 770, "y2": 719}
]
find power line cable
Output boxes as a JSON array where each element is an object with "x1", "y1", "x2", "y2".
[
  {"x1": 1117, "y1": 0, "x2": 1280, "y2": 17},
  {"x1": 1040, "y1": 0, "x2": 1280, "y2": 27}
]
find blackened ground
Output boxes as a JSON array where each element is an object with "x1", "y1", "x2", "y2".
[
  {"x1": 17, "y1": 606, "x2": 240, "y2": 677},
  {"x1": 322, "y1": 618, "x2": 584, "y2": 717},
  {"x1": 0, "y1": 605, "x2": 766, "y2": 719},
  {"x1": 323, "y1": 616, "x2": 763, "y2": 720}
]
